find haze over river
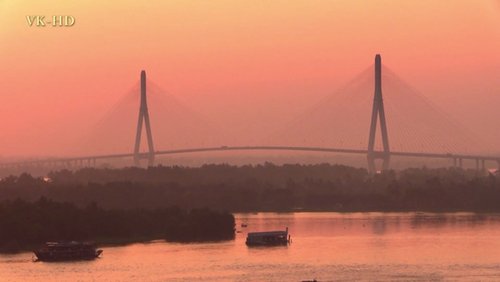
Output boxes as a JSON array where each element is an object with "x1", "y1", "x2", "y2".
[{"x1": 2, "y1": 212, "x2": 500, "y2": 281}]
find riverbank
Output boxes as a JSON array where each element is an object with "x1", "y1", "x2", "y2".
[{"x1": 0, "y1": 198, "x2": 235, "y2": 253}]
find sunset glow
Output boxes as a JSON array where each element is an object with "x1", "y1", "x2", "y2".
[{"x1": 0, "y1": 1, "x2": 499, "y2": 157}]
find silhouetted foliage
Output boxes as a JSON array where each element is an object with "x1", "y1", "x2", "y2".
[
  {"x1": 0, "y1": 198, "x2": 235, "y2": 253},
  {"x1": 0, "y1": 164, "x2": 499, "y2": 214}
]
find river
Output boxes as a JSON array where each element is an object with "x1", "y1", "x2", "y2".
[{"x1": 2, "y1": 212, "x2": 500, "y2": 281}]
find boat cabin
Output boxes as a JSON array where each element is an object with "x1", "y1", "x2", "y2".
[{"x1": 246, "y1": 227, "x2": 290, "y2": 246}]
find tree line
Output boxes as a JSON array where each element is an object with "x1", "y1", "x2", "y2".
[
  {"x1": 0, "y1": 164, "x2": 498, "y2": 213},
  {"x1": 0, "y1": 197, "x2": 235, "y2": 253}
]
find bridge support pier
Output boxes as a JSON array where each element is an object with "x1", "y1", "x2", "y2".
[
  {"x1": 476, "y1": 159, "x2": 479, "y2": 171},
  {"x1": 133, "y1": 70, "x2": 155, "y2": 167},
  {"x1": 367, "y1": 153, "x2": 390, "y2": 174},
  {"x1": 367, "y1": 54, "x2": 390, "y2": 174},
  {"x1": 367, "y1": 156, "x2": 376, "y2": 175},
  {"x1": 459, "y1": 158, "x2": 463, "y2": 169}
]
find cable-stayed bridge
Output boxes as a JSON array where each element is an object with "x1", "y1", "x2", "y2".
[{"x1": 2, "y1": 55, "x2": 499, "y2": 174}]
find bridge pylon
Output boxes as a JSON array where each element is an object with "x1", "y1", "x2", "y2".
[
  {"x1": 133, "y1": 70, "x2": 155, "y2": 166},
  {"x1": 367, "y1": 54, "x2": 390, "y2": 174}
]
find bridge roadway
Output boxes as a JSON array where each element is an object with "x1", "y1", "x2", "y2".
[{"x1": 1, "y1": 146, "x2": 499, "y2": 169}]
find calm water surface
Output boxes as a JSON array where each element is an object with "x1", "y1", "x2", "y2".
[{"x1": 2, "y1": 212, "x2": 500, "y2": 281}]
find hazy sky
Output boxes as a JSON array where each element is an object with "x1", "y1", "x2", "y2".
[{"x1": 0, "y1": 1, "x2": 499, "y2": 157}]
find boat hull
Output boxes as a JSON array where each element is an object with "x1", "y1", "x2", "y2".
[
  {"x1": 34, "y1": 249, "x2": 102, "y2": 262},
  {"x1": 34, "y1": 242, "x2": 103, "y2": 262},
  {"x1": 245, "y1": 241, "x2": 288, "y2": 247}
]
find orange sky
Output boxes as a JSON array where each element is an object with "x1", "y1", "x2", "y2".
[{"x1": 0, "y1": 1, "x2": 499, "y2": 157}]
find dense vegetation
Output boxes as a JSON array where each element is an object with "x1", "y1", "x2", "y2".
[
  {"x1": 0, "y1": 198, "x2": 235, "y2": 253},
  {"x1": 0, "y1": 164, "x2": 498, "y2": 212}
]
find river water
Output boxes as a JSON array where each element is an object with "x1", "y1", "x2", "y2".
[{"x1": 2, "y1": 212, "x2": 500, "y2": 281}]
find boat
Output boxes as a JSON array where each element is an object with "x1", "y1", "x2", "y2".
[
  {"x1": 245, "y1": 227, "x2": 290, "y2": 246},
  {"x1": 33, "y1": 241, "x2": 103, "y2": 261}
]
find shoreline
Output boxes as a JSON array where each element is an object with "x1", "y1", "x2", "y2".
[
  {"x1": 2, "y1": 210, "x2": 499, "y2": 255},
  {"x1": 0, "y1": 236, "x2": 236, "y2": 255}
]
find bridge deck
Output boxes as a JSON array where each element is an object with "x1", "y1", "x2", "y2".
[{"x1": 1, "y1": 146, "x2": 499, "y2": 167}]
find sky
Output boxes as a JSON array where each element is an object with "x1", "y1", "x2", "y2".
[{"x1": 0, "y1": 0, "x2": 499, "y2": 158}]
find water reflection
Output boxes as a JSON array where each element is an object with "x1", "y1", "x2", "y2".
[
  {"x1": 371, "y1": 217, "x2": 387, "y2": 235},
  {"x1": 409, "y1": 212, "x2": 491, "y2": 229},
  {"x1": 3, "y1": 212, "x2": 500, "y2": 281},
  {"x1": 238, "y1": 212, "x2": 496, "y2": 236}
]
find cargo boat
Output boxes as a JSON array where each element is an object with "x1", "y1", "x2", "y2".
[
  {"x1": 246, "y1": 227, "x2": 290, "y2": 246},
  {"x1": 34, "y1": 241, "x2": 103, "y2": 261}
]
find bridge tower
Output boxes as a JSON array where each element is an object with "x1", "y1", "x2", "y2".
[
  {"x1": 133, "y1": 70, "x2": 155, "y2": 166},
  {"x1": 367, "y1": 54, "x2": 390, "y2": 174}
]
